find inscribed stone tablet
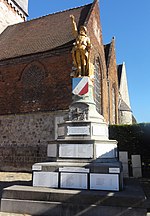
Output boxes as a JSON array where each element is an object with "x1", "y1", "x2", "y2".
[
  {"x1": 47, "y1": 144, "x2": 57, "y2": 157},
  {"x1": 90, "y1": 173, "x2": 119, "y2": 191},
  {"x1": 59, "y1": 144, "x2": 93, "y2": 158},
  {"x1": 33, "y1": 172, "x2": 58, "y2": 188},
  {"x1": 60, "y1": 173, "x2": 88, "y2": 189},
  {"x1": 109, "y1": 168, "x2": 120, "y2": 173},
  {"x1": 67, "y1": 126, "x2": 90, "y2": 135}
]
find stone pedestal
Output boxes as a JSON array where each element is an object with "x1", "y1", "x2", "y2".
[{"x1": 32, "y1": 77, "x2": 123, "y2": 191}]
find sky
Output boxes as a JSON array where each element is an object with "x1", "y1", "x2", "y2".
[{"x1": 28, "y1": 0, "x2": 150, "y2": 123}]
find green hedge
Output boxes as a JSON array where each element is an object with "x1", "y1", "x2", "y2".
[{"x1": 109, "y1": 123, "x2": 150, "y2": 162}]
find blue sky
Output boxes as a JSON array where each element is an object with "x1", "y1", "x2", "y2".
[{"x1": 28, "y1": 0, "x2": 150, "y2": 123}]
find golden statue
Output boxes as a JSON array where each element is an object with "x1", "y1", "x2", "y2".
[{"x1": 70, "y1": 15, "x2": 91, "y2": 77}]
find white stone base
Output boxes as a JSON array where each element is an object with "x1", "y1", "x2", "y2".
[
  {"x1": 90, "y1": 173, "x2": 119, "y2": 191},
  {"x1": 33, "y1": 172, "x2": 58, "y2": 188},
  {"x1": 60, "y1": 173, "x2": 88, "y2": 189}
]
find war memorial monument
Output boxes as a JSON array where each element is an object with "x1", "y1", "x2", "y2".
[{"x1": 0, "y1": 2, "x2": 147, "y2": 216}]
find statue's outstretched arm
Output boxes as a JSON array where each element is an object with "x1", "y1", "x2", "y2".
[{"x1": 70, "y1": 15, "x2": 78, "y2": 38}]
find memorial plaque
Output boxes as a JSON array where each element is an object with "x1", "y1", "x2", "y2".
[
  {"x1": 47, "y1": 144, "x2": 57, "y2": 157},
  {"x1": 119, "y1": 151, "x2": 128, "y2": 163},
  {"x1": 92, "y1": 124, "x2": 108, "y2": 137},
  {"x1": 32, "y1": 165, "x2": 42, "y2": 171},
  {"x1": 55, "y1": 116, "x2": 64, "y2": 139},
  {"x1": 33, "y1": 172, "x2": 58, "y2": 188},
  {"x1": 131, "y1": 155, "x2": 142, "y2": 167},
  {"x1": 67, "y1": 126, "x2": 90, "y2": 135},
  {"x1": 131, "y1": 155, "x2": 142, "y2": 178},
  {"x1": 109, "y1": 168, "x2": 120, "y2": 173},
  {"x1": 59, "y1": 167, "x2": 90, "y2": 173},
  {"x1": 58, "y1": 126, "x2": 65, "y2": 137},
  {"x1": 90, "y1": 173, "x2": 119, "y2": 191},
  {"x1": 95, "y1": 143, "x2": 117, "y2": 158},
  {"x1": 59, "y1": 144, "x2": 93, "y2": 158},
  {"x1": 60, "y1": 173, "x2": 88, "y2": 189}
]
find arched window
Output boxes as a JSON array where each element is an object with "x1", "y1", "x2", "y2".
[
  {"x1": 94, "y1": 57, "x2": 102, "y2": 114},
  {"x1": 21, "y1": 62, "x2": 46, "y2": 102}
]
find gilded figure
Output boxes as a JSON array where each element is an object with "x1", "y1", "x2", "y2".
[{"x1": 70, "y1": 15, "x2": 91, "y2": 77}]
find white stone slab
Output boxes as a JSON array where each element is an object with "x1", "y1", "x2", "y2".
[
  {"x1": 58, "y1": 126, "x2": 65, "y2": 137},
  {"x1": 67, "y1": 126, "x2": 90, "y2": 135},
  {"x1": 109, "y1": 168, "x2": 120, "y2": 174},
  {"x1": 33, "y1": 172, "x2": 58, "y2": 188},
  {"x1": 95, "y1": 143, "x2": 117, "y2": 158},
  {"x1": 60, "y1": 173, "x2": 88, "y2": 189},
  {"x1": 131, "y1": 155, "x2": 142, "y2": 168},
  {"x1": 122, "y1": 164, "x2": 129, "y2": 178},
  {"x1": 132, "y1": 167, "x2": 142, "y2": 178},
  {"x1": 59, "y1": 167, "x2": 90, "y2": 173},
  {"x1": 119, "y1": 151, "x2": 129, "y2": 177},
  {"x1": 47, "y1": 144, "x2": 57, "y2": 157},
  {"x1": 90, "y1": 173, "x2": 119, "y2": 191},
  {"x1": 92, "y1": 124, "x2": 108, "y2": 137},
  {"x1": 59, "y1": 144, "x2": 93, "y2": 158},
  {"x1": 55, "y1": 116, "x2": 64, "y2": 139},
  {"x1": 119, "y1": 151, "x2": 128, "y2": 163},
  {"x1": 132, "y1": 155, "x2": 142, "y2": 178},
  {"x1": 32, "y1": 165, "x2": 42, "y2": 171}
]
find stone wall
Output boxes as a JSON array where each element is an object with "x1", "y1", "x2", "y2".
[
  {"x1": 0, "y1": 110, "x2": 66, "y2": 171},
  {"x1": 0, "y1": 0, "x2": 24, "y2": 34}
]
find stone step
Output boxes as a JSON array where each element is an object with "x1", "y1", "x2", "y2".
[{"x1": 1, "y1": 179, "x2": 148, "y2": 216}]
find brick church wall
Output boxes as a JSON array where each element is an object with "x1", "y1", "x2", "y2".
[
  {"x1": 106, "y1": 40, "x2": 119, "y2": 124},
  {"x1": 0, "y1": 51, "x2": 72, "y2": 115}
]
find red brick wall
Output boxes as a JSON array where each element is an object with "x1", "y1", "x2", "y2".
[
  {"x1": 106, "y1": 39, "x2": 119, "y2": 124},
  {"x1": 0, "y1": 51, "x2": 73, "y2": 115}
]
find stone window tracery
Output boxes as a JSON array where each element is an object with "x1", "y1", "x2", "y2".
[
  {"x1": 21, "y1": 62, "x2": 46, "y2": 102},
  {"x1": 94, "y1": 57, "x2": 102, "y2": 114}
]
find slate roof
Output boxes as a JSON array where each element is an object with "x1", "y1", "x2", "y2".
[
  {"x1": 117, "y1": 64, "x2": 123, "y2": 87},
  {"x1": 119, "y1": 99, "x2": 131, "y2": 112},
  {"x1": 0, "y1": 3, "x2": 92, "y2": 61}
]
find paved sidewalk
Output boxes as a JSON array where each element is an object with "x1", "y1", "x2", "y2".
[
  {"x1": 0, "y1": 172, "x2": 32, "y2": 182},
  {"x1": 0, "y1": 172, "x2": 32, "y2": 213},
  {"x1": 0, "y1": 213, "x2": 30, "y2": 216}
]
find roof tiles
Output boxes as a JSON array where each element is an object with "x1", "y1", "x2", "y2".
[{"x1": 0, "y1": 3, "x2": 92, "y2": 61}]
